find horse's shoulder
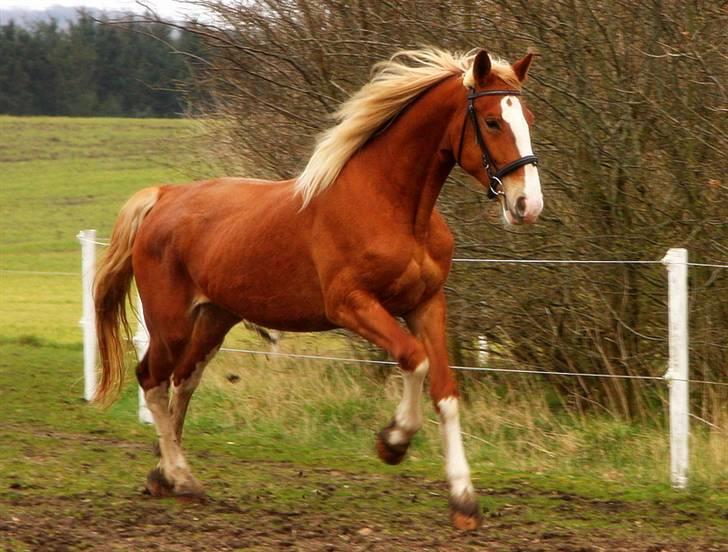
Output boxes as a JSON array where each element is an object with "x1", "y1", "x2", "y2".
[{"x1": 427, "y1": 209, "x2": 454, "y2": 252}]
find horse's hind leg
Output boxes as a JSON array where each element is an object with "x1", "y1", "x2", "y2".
[
  {"x1": 137, "y1": 302, "x2": 238, "y2": 499},
  {"x1": 169, "y1": 303, "x2": 239, "y2": 445},
  {"x1": 137, "y1": 344, "x2": 194, "y2": 498}
]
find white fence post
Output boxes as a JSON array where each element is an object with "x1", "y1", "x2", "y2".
[
  {"x1": 662, "y1": 248, "x2": 689, "y2": 489},
  {"x1": 78, "y1": 229, "x2": 97, "y2": 401},
  {"x1": 133, "y1": 292, "x2": 154, "y2": 424}
]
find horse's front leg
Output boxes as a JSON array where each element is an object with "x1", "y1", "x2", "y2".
[
  {"x1": 326, "y1": 290, "x2": 428, "y2": 465},
  {"x1": 375, "y1": 360, "x2": 429, "y2": 466},
  {"x1": 406, "y1": 291, "x2": 482, "y2": 531}
]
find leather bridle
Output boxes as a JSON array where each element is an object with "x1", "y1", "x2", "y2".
[{"x1": 456, "y1": 88, "x2": 539, "y2": 199}]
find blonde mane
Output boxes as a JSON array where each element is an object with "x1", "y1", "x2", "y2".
[{"x1": 295, "y1": 47, "x2": 518, "y2": 207}]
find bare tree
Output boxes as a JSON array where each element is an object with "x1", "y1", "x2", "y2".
[{"x1": 166, "y1": 0, "x2": 725, "y2": 419}]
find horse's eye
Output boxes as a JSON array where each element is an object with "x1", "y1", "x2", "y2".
[{"x1": 485, "y1": 119, "x2": 500, "y2": 131}]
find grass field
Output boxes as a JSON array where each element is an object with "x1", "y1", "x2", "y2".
[{"x1": 1, "y1": 116, "x2": 726, "y2": 550}]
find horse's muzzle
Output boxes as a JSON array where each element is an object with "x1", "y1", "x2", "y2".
[{"x1": 503, "y1": 194, "x2": 542, "y2": 225}]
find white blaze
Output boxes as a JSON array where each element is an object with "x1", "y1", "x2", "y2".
[{"x1": 500, "y1": 96, "x2": 543, "y2": 206}]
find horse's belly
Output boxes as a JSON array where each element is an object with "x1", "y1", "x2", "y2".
[
  {"x1": 200, "y1": 251, "x2": 334, "y2": 332},
  {"x1": 218, "y1": 285, "x2": 334, "y2": 332},
  {"x1": 240, "y1": 310, "x2": 336, "y2": 332}
]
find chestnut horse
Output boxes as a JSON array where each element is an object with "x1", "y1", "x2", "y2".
[{"x1": 94, "y1": 48, "x2": 542, "y2": 530}]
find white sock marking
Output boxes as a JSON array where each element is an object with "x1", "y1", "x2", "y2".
[
  {"x1": 438, "y1": 397, "x2": 474, "y2": 498},
  {"x1": 146, "y1": 384, "x2": 193, "y2": 480},
  {"x1": 388, "y1": 360, "x2": 429, "y2": 444}
]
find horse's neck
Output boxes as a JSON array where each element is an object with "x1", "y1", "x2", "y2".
[{"x1": 341, "y1": 78, "x2": 461, "y2": 236}]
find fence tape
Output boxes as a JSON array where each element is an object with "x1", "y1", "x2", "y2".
[
  {"x1": 80, "y1": 237, "x2": 727, "y2": 269},
  {"x1": 219, "y1": 346, "x2": 726, "y2": 386},
  {"x1": 453, "y1": 258, "x2": 663, "y2": 265}
]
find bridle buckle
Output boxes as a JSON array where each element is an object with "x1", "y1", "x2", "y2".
[
  {"x1": 481, "y1": 154, "x2": 490, "y2": 170},
  {"x1": 488, "y1": 176, "x2": 504, "y2": 198}
]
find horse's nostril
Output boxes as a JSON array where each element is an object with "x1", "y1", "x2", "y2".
[{"x1": 516, "y1": 196, "x2": 527, "y2": 217}]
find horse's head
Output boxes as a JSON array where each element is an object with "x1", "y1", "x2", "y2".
[{"x1": 455, "y1": 50, "x2": 542, "y2": 225}]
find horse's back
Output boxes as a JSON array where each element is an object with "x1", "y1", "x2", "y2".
[
  {"x1": 157, "y1": 177, "x2": 297, "y2": 219},
  {"x1": 134, "y1": 177, "x2": 331, "y2": 330}
]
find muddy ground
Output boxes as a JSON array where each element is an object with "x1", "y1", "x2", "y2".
[
  {"x1": 1, "y1": 346, "x2": 725, "y2": 551},
  {"x1": 2, "y1": 456, "x2": 726, "y2": 552}
]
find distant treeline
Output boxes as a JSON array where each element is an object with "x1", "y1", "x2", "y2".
[{"x1": 0, "y1": 15, "x2": 203, "y2": 117}]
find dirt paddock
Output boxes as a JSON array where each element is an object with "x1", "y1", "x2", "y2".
[{"x1": 2, "y1": 457, "x2": 724, "y2": 552}]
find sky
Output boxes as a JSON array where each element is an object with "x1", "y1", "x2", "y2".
[{"x1": 0, "y1": 0, "x2": 207, "y2": 19}]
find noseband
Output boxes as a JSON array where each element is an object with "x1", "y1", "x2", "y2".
[{"x1": 456, "y1": 89, "x2": 539, "y2": 199}]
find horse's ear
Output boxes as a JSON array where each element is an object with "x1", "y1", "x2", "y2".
[
  {"x1": 512, "y1": 52, "x2": 535, "y2": 83},
  {"x1": 472, "y1": 49, "x2": 491, "y2": 87}
]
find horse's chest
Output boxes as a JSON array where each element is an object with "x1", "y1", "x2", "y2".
[{"x1": 378, "y1": 253, "x2": 447, "y2": 314}]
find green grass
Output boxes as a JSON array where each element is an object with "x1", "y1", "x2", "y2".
[
  {"x1": 0, "y1": 116, "x2": 198, "y2": 345},
  {"x1": 1, "y1": 116, "x2": 195, "y2": 264},
  {"x1": 0, "y1": 116, "x2": 726, "y2": 549},
  {"x1": 1, "y1": 340, "x2": 726, "y2": 549}
]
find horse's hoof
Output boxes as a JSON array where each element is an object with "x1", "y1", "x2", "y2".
[
  {"x1": 449, "y1": 494, "x2": 483, "y2": 531},
  {"x1": 175, "y1": 491, "x2": 207, "y2": 504},
  {"x1": 144, "y1": 468, "x2": 174, "y2": 498},
  {"x1": 375, "y1": 421, "x2": 409, "y2": 465},
  {"x1": 145, "y1": 469, "x2": 206, "y2": 502},
  {"x1": 173, "y1": 480, "x2": 206, "y2": 502}
]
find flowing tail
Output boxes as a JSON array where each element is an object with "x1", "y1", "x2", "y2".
[{"x1": 93, "y1": 187, "x2": 159, "y2": 405}]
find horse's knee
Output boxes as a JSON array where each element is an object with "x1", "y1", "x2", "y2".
[{"x1": 396, "y1": 339, "x2": 427, "y2": 373}]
